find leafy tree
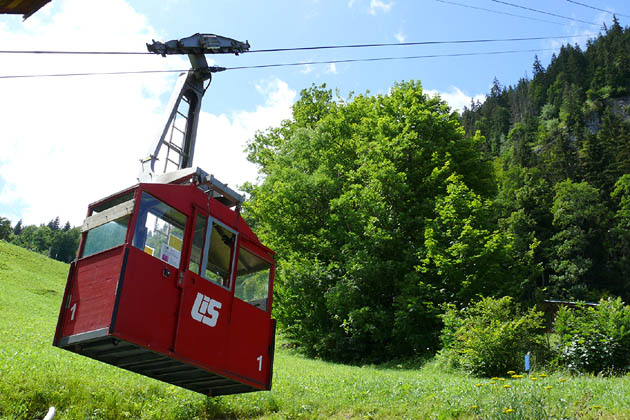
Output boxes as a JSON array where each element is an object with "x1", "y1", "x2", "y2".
[
  {"x1": 32, "y1": 225, "x2": 53, "y2": 254},
  {"x1": 244, "y1": 81, "x2": 495, "y2": 362},
  {"x1": 12, "y1": 219, "x2": 23, "y2": 236},
  {"x1": 49, "y1": 228, "x2": 80, "y2": 263},
  {"x1": 47, "y1": 216, "x2": 61, "y2": 232},
  {"x1": 419, "y1": 174, "x2": 529, "y2": 303},
  {"x1": 0, "y1": 217, "x2": 12, "y2": 241},
  {"x1": 549, "y1": 180, "x2": 610, "y2": 299},
  {"x1": 610, "y1": 174, "x2": 630, "y2": 299}
]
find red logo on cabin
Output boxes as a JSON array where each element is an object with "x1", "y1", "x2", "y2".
[{"x1": 191, "y1": 292, "x2": 222, "y2": 327}]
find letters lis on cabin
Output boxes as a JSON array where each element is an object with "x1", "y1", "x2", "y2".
[{"x1": 191, "y1": 292, "x2": 222, "y2": 327}]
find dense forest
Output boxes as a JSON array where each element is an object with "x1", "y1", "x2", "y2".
[
  {"x1": 0, "y1": 216, "x2": 79, "y2": 263},
  {"x1": 461, "y1": 17, "x2": 630, "y2": 304},
  {"x1": 243, "y1": 19, "x2": 630, "y2": 363}
]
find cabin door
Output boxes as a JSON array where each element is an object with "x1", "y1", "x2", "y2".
[{"x1": 174, "y1": 213, "x2": 234, "y2": 370}]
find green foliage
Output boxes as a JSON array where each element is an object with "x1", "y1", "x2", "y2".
[
  {"x1": 610, "y1": 175, "x2": 630, "y2": 292},
  {"x1": 554, "y1": 297, "x2": 630, "y2": 374},
  {"x1": 0, "y1": 216, "x2": 11, "y2": 241},
  {"x1": 245, "y1": 81, "x2": 495, "y2": 362},
  {"x1": 462, "y1": 23, "x2": 630, "y2": 304},
  {"x1": 419, "y1": 174, "x2": 532, "y2": 303},
  {"x1": 6, "y1": 217, "x2": 80, "y2": 263},
  {"x1": 549, "y1": 180, "x2": 610, "y2": 300},
  {"x1": 439, "y1": 296, "x2": 547, "y2": 377}
]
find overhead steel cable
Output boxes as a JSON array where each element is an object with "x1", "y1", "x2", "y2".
[
  {"x1": 0, "y1": 34, "x2": 590, "y2": 56},
  {"x1": 228, "y1": 48, "x2": 557, "y2": 70},
  {"x1": 488, "y1": 0, "x2": 600, "y2": 26},
  {"x1": 0, "y1": 47, "x2": 557, "y2": 79},
  {"x1": 246, "y1": 35, "x2": 588, "y2": 53},
  {"x1": 435, "y1": 0, "x2": 566, "y2": 26},
  {"x1": 0, "y1": 50, "x2": 152, "y2": 55},
  {"x1": 0, "y1": 69, "x2": 188, "y2": 79},
  {"x1": 564, "y1": 0, "x2": 630, "y2": 18}
]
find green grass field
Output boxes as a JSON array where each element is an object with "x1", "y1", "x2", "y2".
[{"x1": 1, "y1": 240, "x2": 630, "y2": 420}]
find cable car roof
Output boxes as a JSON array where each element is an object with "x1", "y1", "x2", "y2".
[{"x1": 0, "y1": 0, "x2": 51, "y2": 19}]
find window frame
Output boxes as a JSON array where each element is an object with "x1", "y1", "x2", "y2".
[
  {"x1": 199, "y1": 217, "x2": 239, "y2": 291},
  {"x1": 79, "y1": 197, "x2": 135, "y2": 259},
  {"x1": 233, "y1": 243, "x2": 275, "y2": 313},
  {"x1": 131, "y1": 191, "x2": 188, "y2": 269}
]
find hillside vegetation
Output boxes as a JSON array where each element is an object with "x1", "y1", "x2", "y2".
[
  {"x1": 243, "y1": 20, "x2": 630, "y2": 363},
  {"x1": 2, "y1": 241, "x2": 630, "y2": 419}
]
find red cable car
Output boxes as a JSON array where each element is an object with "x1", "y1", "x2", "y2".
[
  {"x1": 53, "y1": 169, "x2": 276, "y2": 396},
  {"x1": 53, "y1": 35, "x2": 277, "y2": 396}
]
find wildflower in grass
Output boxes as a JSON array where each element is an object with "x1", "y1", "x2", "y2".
[
  {"x1": 491, "y1": 377, "x2": 500, "y2": 380},
  {"x1": 559, "y1": 378, "x2": 567, "y2": 382},
  {"x1": 503, "y1": 408, "x2": 514, "y2": 413},
  {"x1": 593, "y1": 405, "x2": 602, "y2": 409},
  {"x1": 475, "y1": 383, "x2": 482, "y2": 387},
  {"x1": 471, "y1": 405, "x2": 479, "y2": 409},
  {"x1": 499, "y1": 378, "x2": 506, "y2": 381},
  {"x1": 511, "y1": 374, "x2": 524, "y2": 379},
  {"x1": 503, "y1": 384, "x2": 512, "y2": 388},
  {"x1": 545, "y1": 386, "x2": 552, "y2": 390},
  {"x1": 489, "y1": 381, "x2": 496, "y2": 384},
  {"x1": 530, "y1": 377, "x2": 537, "y2": 381},
  {"x1": 539, "y1": 373, "x2": 548, "y2": 378},
  {"x1": 507, "y1": 370, "x2": 516, "y2": 375}
]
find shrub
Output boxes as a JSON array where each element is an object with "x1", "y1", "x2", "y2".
[
  {"x1": 554, "y1": 297, "x2": 630, "y2": 374},
  {"x1": 439, "y1": 296, "x2": 547, "y2": 377}
]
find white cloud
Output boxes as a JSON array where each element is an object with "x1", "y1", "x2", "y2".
[
  {"x1": 394, "y1": 30, "x2": 406, "y2": 43},
  {"x1": 326, "y1": 63, "x2": 338, "y2": 74},
  {"x1": 0, "y1": 0, "x2": 294, "y2": 226},
  {"x1": 348, "y1": 0, "x2": 357, "y2": 7},
  {"x1": 424, "y1": 86, "x2": 485, "y2": 113},
  {"x1": 194, "y1": 79, "x2": 296, "y2": 189},
  {"x1": 369, "y1": 0, "x2": 394, "y2": 15}
]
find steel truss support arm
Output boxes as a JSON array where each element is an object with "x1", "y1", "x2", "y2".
[{"x1": 139, "y1": 34, "x2": 249, "y2": 182}]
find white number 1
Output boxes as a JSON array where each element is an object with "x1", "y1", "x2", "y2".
[
  {"x1": 70, "y1": 303, "x2": 77, "y2": 320},
  {"x1": 257, "y1": 355, "x2": 263, "y2": 371}
]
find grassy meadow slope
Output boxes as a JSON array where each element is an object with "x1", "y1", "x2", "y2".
[{"x1": 1, "y1": 240, "x2": 630, "y2": 420}]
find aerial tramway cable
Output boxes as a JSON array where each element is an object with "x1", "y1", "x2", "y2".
[
  {"x1": 0, "y1": 47, "x2": 560, "y2": 79},
  {"x1": 0, "y1": 34, "x2": 590, "y2": 56}
]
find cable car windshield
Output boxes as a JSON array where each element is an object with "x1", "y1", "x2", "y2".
[
  {"x1": 81, "y1": 193, "x2": 135, "y2": 258},
  {"x1": 132, "y1": 192, "x2": 187, "y2": 268}
]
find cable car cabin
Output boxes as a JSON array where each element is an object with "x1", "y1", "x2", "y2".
[{"x1": 53, "y1": 168, "x2": 276, "y2": 396}]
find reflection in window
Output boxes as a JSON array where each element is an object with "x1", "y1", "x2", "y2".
[
  {"x1": 235, "y1": 247, "x2": 271, "y2": 311},
  {"x1": 189, "y1": 214, "x2": 207, "y2": 274},
  {"x1": 132, "y1": 193, "x2": 187, "y2": 268},
  {"x1": 204, "y1": 221, "x2": 236, "y2": 288},
  {"x1": 82, "y1": 216, "x2": 130, "y2": 258}
]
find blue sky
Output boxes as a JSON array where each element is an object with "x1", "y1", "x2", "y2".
[{"x1": 0, "y1": 0, "x2": 628, "y2": 225}]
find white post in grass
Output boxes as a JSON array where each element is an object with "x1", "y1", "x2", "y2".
[{"x1": 42, "y1": 407, "x2": 55, "y2": 420}]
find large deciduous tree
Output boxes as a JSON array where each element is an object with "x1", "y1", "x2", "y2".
[{"x1": 243, "y1": 82, "x2": 499, "y2": 362}]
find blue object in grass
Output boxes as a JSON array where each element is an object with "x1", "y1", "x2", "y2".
[{"x1": 524, "y1": 352, "x2": 531, "y2": 372}]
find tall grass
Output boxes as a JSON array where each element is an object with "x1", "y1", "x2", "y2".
[{"x1": 1, "y1": 240, "x2": 630, "y2": 419}]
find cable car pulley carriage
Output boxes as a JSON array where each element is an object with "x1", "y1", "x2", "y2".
[{"x1": 52, "y1": 34, "x2": 277, "y2": 396}]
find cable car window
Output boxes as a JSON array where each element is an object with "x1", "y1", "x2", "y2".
[
  {"x1": 82, "y1": 215, "x2": 130, "y2": 258},
  {"x1": 235, "y1": 247, "x2": 271, "y2": 311},
  {"x1": 189, "y1": 214, "x2": 207, "y2": 274},
  {"x1": 203, "y1": 220, "x2": 236, "y2": 289},
  {"x1": 132, "y1": 193, "x2": 187, "y2": 268}
]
